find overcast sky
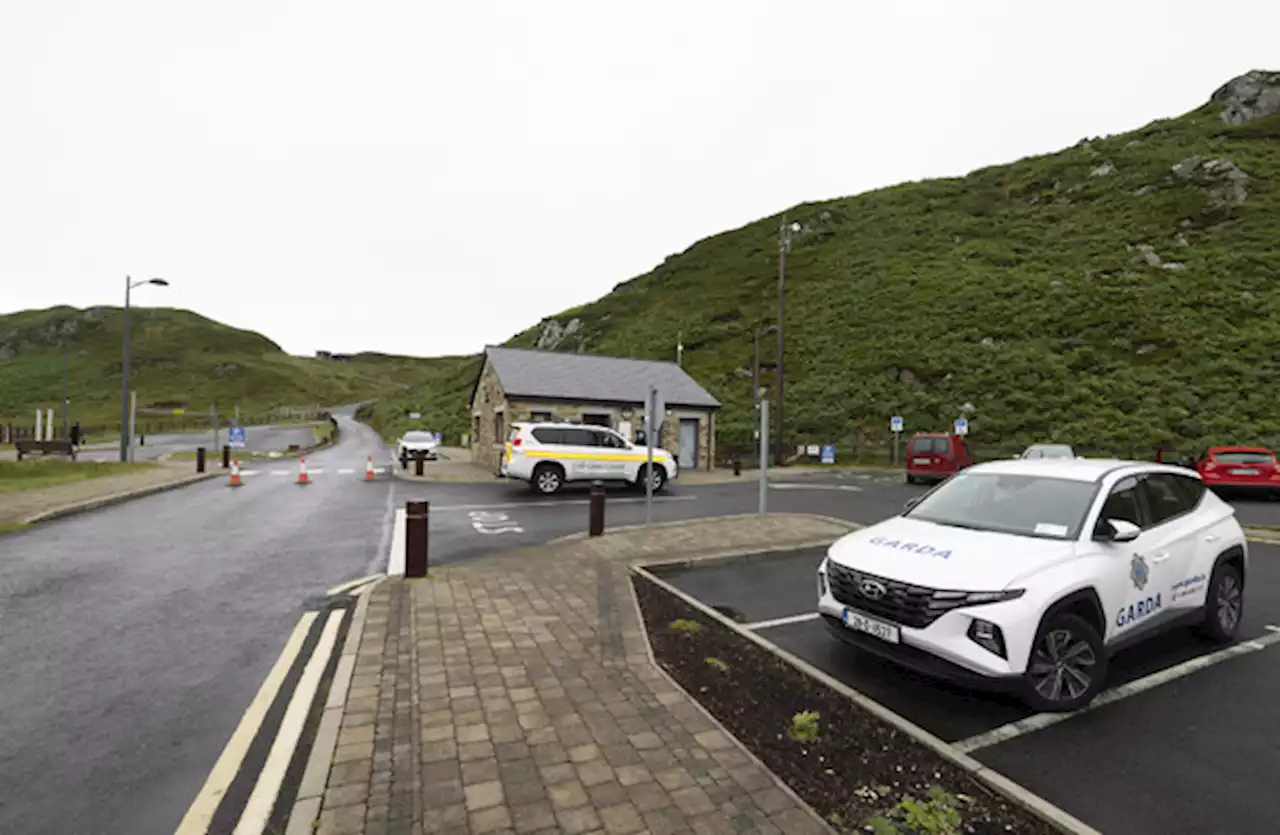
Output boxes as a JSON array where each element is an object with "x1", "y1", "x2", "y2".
[{"x1": 2, "y1": 1, "x2": 1276, "y2": 358}]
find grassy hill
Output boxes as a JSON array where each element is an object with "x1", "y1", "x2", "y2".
[
  {"x1": 487, "y1": 71, "x2": 1280, "y2": 459},
  {"x1": 0, "y1": 306, "x2": 443, "y2": 434}
]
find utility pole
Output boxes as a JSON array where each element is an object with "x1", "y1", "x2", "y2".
[
  {"x1": 120, "y1": 275, "x2": 169, "y2": 461},
  {"x1": 776, "y1": 217, "x2": 799, "y2": 466},
  {"x1": 676, "y1": 331, "x2": 683, "y2": 367},
  {"x1": 752, "y1": 329, "x2": 760, "y2": 441},
  {"x1": 61, "y1": 341, "x2": 69, "y2": 438}
]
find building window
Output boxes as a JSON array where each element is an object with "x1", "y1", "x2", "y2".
[
  {"x1": 582, "y1": 413, "x2": 611, "y2": 427},
  {"x1": 494, "y1": 412, "x2": 504, "y2": 444},
  {"x1": 530, "y1": 410, "x2": 552, "y2": 422},
  {"x1": 472, "y1": 416, "x2": 480, "y2": 445}
]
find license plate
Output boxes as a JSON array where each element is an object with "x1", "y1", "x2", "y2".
[
  {"x1": 1230, "y1": 468, "x2": 1259, "y2": 476},
  {"x1": 912, "y1": 457, "x2": 931, "y2": 465},
  {"x1": 842, "y1": 608, "x2": 901, "y2": 644}
]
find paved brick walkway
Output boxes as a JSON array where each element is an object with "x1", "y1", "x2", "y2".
[{"x1": 312, "y1": 514, "x2": 853, "y2": 835}]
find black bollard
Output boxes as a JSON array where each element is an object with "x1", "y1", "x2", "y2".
[
  {"x1": 222, "y1": 445, "x2": 231, "y2": 469},
  {"x1": 732, "y1": 459, "x2": 741, "y2": 476},
  {"x1": 405, "y1": 501, "x2": 429, "y2": 577},
  {"x1": 588, "y1": 480, "x2": 606, "y2": 537},
  {"x1": 196, "y1": 446, "x2": 206, "y2": 473}
]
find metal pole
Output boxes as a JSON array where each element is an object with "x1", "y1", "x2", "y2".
[
  {"x1": 759, "y1": 400, "x2": 769, "y2": 515},
  {"x1": 120, "y1": 276, "x2": 131, "y2": 461},
  {"x1": 645, "y1": 385, "x2": 655, "y2": 526},
  {"x1": 211, "y1": 404, "x2": 218, "y2": 454},
  {"x1": 776, "y1": 219, "x2": 786, "y2": 467},
  {"x1": 752, "y1": 329, "x2": 760, "y2": 442},
  {"x1": 61, "y1": 341, "x2": 69, "y2": 438},
  {"x1": 128, "y1": 390, "x2": 137, "y2": 461}
]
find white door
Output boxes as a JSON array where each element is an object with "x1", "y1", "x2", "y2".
[{"x1": 679, "y1": 419, "x2": 699, "y2": 470}]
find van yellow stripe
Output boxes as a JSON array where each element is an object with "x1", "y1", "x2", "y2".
[{"x1": 524, "y1": 450, "x2": 667, "y2": 463}]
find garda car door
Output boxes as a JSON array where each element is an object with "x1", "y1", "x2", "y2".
[
  {"x1": 1093, "y1": 476, "x2": 1172, "y2": 642},
  {"x1": 558, "y1": 428, "x2": 597, "y2": 482},
  {"x1": 594, "y1": 429, "x2": 632, "y2": 479},
  {"x1": 1137, "y1": 473, "x2": 1202, "y2": 614}
]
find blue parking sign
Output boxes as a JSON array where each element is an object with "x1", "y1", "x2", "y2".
[
  {"x1": 229, "y1": 426, "x2": 246, "y2": 448},
  {"x1": 954, "y1": 417, "x2": 968, "y2": 436},
  {"x1": 890, "y1": 416, "x2": 903, "y2": 433},
  {"x1": 820, "y1": 444, "x2": 836, "y2": 464}
]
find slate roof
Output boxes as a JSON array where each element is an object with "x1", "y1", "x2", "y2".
[{"x1": 482, "y1": 347, "x2": 721, "y2": 409}]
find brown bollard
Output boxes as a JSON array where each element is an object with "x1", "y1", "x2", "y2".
[
  {"x1": 406, "y1": 501, "x2": 429, "y2": 577},
  {"x1": 196, "y1": 446, "x2": 206, "y2": 473},
  {"x1": 414, "y1": 452, "x2": 425, "y2": 477},
  {"x1": 222, "y1": 445, "x2": 231, "y2": 469},
  {"x1": 588, "y1": 480, "x2": 606, "y2": 537}
]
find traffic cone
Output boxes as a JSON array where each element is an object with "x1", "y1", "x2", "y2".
[
  {"x1": 228, "y1": 459, "x2": 243, "y2": 488},
  {"x1": 296, "y1": 456, "x2": 311, "y2": 485},
  {"x1": 364, "y1": 456, "x2": 376, "y2": 482}
]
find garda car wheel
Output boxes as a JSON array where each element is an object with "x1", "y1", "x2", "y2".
[
  {"x1": 1022, "y1": 613, "x2": 1107, "y2": 712},
  {"x1": 637, "y1": 464, "x2": 666, "y2": 493},
  {"x1": 1198, "y1": 561, "x2": 1244, "y2": 643},
  {"x1": 533, "y1": 463, "x2": 564, "y2": 495}
]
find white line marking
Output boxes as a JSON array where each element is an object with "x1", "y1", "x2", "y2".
[
  {"x1": 306, "y1": 468, "x2": 324, "y2": 475},
  {"x1": 429, "y1": 496, "x2": 697, "y2": 512},
  {"x1": 744, "y1": 612, "x2": 820, "y2": 631},
  {"x1": 337, "y1": 468, "x2": 354, "y2": 475},
  {"x1": 173, "y1": 613, "x2": 316, "y2": 835},
  {"x1": 770, "y1": 483, "x2": 863, "y2": 492},
  {"x1": 232, "y1": 610, "x2": 343, "y2": 835},
  {"x1": 325, "y1": 573, "x2": 383, "y2": 597},
  {"x1": 270, "y1": 470, "x2": 288, "y2": 475},
  {"x1": 954, "y1": 626, "x2": 1280, "y2": 754},
  {"x1": 386, "y1": 508, "x2": 406, "y2": 576},
  {"x1": 239, "y1": 470, "x2": 260, "y2": 476}
]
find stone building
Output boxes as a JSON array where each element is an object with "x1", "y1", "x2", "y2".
[{"x1": 469, "y1": 347, "x2": 721, "y2": 472}]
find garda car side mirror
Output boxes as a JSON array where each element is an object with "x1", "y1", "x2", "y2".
[{"x1": 1099, "y1": 518, "x2": 1141, "y2": 543}]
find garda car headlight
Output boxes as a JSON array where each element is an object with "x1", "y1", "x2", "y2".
[
  {"x1": 817, "y1": 558, "x2": 829, "y2": 598},
  {"x1": 967, "y1": 618, "x2": 1007, "y2": 658},
  {"x1": 961, "y1": 589, "x2": 1025, "y2": 605}
]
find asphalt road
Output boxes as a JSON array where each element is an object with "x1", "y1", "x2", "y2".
[
  {"x1": 657, "y1": 539, "x2": 1280, "y2": 835},
  {"x1": 76, "y1": 423, "x2": 318, "y2": 462},
  {"x1": 0, "y1": 414, "x2": 392, "y2": 835}
]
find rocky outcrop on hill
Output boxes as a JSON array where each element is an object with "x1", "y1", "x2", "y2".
[{"x1": 1212, "y1": 70, "x2": 1280, "y2": 124}]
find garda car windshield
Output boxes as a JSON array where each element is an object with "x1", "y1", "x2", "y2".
[{"x1": 905, "y1": 473, "x2": 1096, "y2": 540}]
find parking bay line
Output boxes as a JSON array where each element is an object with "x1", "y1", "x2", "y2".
[
  {"x1": 232, "y1": 610, "x2": 344, "y2": 835},
  {"x1": 428, "y1": 495, "x2": 697, "y2": 512},
  {"x1": 745, "y1": 612, "x2": 821, "y2": 631},
  {"x1": 954, "y1": 625, "x2": 1280, "y2": 754},
  {"x1": 172, "y1": 613, "x2": 316, "y2": 835}
]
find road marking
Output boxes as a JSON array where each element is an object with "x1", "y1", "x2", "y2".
[
  {"x1": 325, "y1": 574, "x2": 383, "y2": 597},
  {"x1": 744, "y1": 612, "x2": 820, "y2": 631},
  {"x1": 337, "y1": 468, "x2": 354, "y2": 475},
  {"x1": 173, "y1": 613, "x2": 316, "y2": 835},
  {"x1": 954, "y1": 625, "x2": 1280, "y2": 754},
  {"x1": 232, "y1": 610, "x2": 344, "y2": 835},
  {"x1": 270, "y1": 470, "x2": 288, "y2": 475},
  {"x1": 469, "y1": 509, "x2": 524, "y2": 535},
  {"x1": 386, "y1": 508, "x2": 406, "y2": 575},
  {"x1": 770, "y1": 483, "x2": 863, "y2": 492},
  {"x1": 240, "y1": 470, "x2": 260, "y2": 476},
  {"x1": 429, "y1": 495, "x2": 697, "y2": 512}
]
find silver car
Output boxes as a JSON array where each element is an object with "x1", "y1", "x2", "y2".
[{"x1": 1019, "y1": 443, "x2": 1076, "y2": 460}]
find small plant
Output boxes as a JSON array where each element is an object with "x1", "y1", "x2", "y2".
[
  {"x1": 704, "y1": 656, "x2": 730, "y2": 672},
  {"x1": 865, "y1": 786, "x2": 962, "y2": 835},
  {"x1": 787, "y1": 710, "x2": 820, "y2": 742},
  {"x1": 668, "y1": 618, "x2": 701, "y2": 634}
]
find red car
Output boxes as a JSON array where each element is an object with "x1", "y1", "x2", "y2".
[
  {"x1": 1194, "y1": 446, "x2": 1280, "y2": 495},
  {"x1": 904, "y1": 432, "x2": 973, "y2": 484}
]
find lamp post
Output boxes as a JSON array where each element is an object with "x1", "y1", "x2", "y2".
[
  {"x1": 752, "y1": 325, "x2": 777, "y2": 442},
  {"x1": 776, "y1": 217, "x2": 801, "y2": 466},
  {"x1": 120, "y1": 276, "x2": 169, "y2": 461}
]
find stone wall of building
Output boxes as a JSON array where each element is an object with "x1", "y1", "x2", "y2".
[{"x1": 469, "y1": 364, "x2": 508, "y2": 472}]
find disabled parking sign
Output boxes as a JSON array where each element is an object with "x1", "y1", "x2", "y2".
[
  {"x1": 820, "y1": 444, "x2": 836, "y2": 464},
  {"x1": 228, "y1": 426, "x2": 246, "y2": 448}
]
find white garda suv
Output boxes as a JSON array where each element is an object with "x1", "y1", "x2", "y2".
[
  {"x1": 500, "y1": 421, "x2": 677, "y2": 495},
  {"x1": 818, "y1": 458, "x2": 1247, "y2": 711}
]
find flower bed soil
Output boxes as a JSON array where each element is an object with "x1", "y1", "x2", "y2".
[{"x1": 633, "y1": 573, "x2": 1060, "y2": 834}]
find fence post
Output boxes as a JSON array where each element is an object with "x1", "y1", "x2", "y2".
[{"x1": 405, "y1": 501, "x2": 429, "y2": 577}]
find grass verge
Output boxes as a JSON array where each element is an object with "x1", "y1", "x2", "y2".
[{"x1": 0, "y1": 460, "x2": 155, "y2": 493}]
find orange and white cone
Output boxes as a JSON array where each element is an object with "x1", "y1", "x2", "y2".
[
  {"x1": 296, "y1": 456, "x2": 311, "y2": 485},
  {"x1": 228, "y1": 459, "x2": 243, "y2": 488},
  {"x1": 364, "y1": 456, "x2": 376, "y2": 482}
]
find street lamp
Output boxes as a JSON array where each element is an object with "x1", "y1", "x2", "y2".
[
  {"x1": 776, "y1": 217, "x2": 801, "y2": 466},
  {"x1": 120, "y1": 276, "x2": 169, "y2": 461},
  {"x1": 752, "y1": 325, "x2": 777, "y2": 442}
]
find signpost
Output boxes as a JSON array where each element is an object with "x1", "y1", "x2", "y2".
[
  {"x1": 954, "y1": 417, "x2": 969, "y2": 436},
  {"x1": 891, "y1": 416, "x2": 903, "y2": 465},
  {"x1": 806, "y1": 444, "x2": 820, "y2": 457},
  {"x1": 228, "y1": 426, "x2": 247, "y2": 449},
  {"x1": 758, "y1": 401, "x2": 769, "y2": 515},
  {"x1": 644, "y1": 386, "x2": 661, "y2": 525},
  {"x1": 821, "y1": 444, "x2": 835, "y2": 465}
]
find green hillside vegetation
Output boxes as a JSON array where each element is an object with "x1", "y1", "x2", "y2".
[
  {"x1": 493, "y1": 73, "x2": 1280, "y2": 458},
  {"x1": 355, "y1": 354, "x2": 481, "y2": 443},
  {"x1": 0, "y1": 306, "x2": 441, "y2": 433}
]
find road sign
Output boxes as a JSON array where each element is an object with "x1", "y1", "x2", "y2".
[
  {"x1": 408, "y1": 411, "x2": 421, "y2": 420},
  {"x1": 890, "y1": 416, "x2": 903, "y2": 433},
  {"x1": 806, "y1": 444, "x2": 820, "y2": 456},
  {"x1": 821, "y1": 444, "x2": 836, "y2": 464},
  {"x1": 954, "y1": 417, "x2": 969, "y2": 436},
  {"x1": 228, "y1": 427, "x2": 246, "y2": 448},
  {"x1": 434, "y1": 432, "x2": 442, "y2": 443}
]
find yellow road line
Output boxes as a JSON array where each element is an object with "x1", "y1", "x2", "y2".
[{"x1": 173, "y1": 612, "x2": 317, "y2": 835}]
